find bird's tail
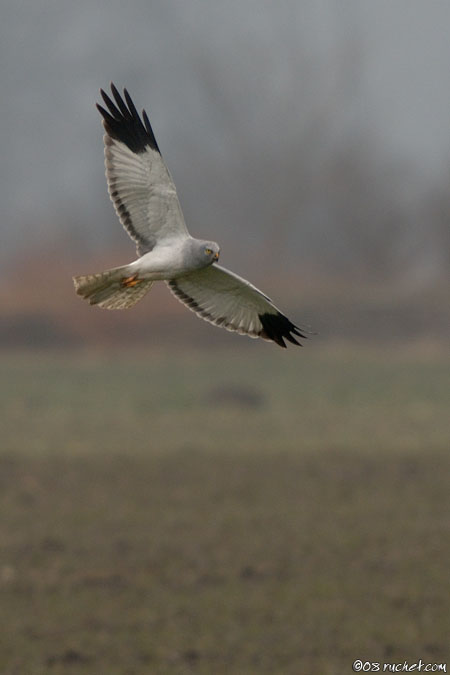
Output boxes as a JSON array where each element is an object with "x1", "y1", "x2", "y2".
[{"x1": 73, "y1": 266, "x2": 153, "y2": 310}]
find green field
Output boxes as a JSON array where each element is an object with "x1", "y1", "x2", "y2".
[{"x1": 1, "y1": 347, "x2": 449, "y2": 674}]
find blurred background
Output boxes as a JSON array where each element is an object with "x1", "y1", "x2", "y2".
[
  {"x1": 1, "y1": 1, "x2": 449, "y2": 673},
  {"x1": 1, "y1": 0, "x2": 449, "y2": 347}
]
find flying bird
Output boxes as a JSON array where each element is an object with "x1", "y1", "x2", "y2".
[{"x1": 73, "y1": 84, "x2": 306, "y2": 347}]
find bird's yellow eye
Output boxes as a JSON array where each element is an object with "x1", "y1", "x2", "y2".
[{"x1": 205, "y1": 248, "x2": 213, "y2": 255}]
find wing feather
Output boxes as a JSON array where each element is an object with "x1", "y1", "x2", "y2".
[
  {"x1": 167, "y1": 264, "x2": 306, "y2": 347},
  {"x1": 97, "y1": 84, "x2": 189, "y2": 255}
]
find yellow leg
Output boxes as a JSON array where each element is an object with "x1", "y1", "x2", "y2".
[{"x1": 121, "y1": 274, "x2": 143, "y2": 288}]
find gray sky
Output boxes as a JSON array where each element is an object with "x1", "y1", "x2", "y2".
[{"x1": 2, "y1": 0, "x2": 450, "y2": 276}]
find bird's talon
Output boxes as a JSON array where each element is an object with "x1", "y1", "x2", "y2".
[{"x1": 121, "y1": 275, "x2": 142, "y2": 288}]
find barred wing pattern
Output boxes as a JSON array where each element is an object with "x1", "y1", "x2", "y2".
[
  {"x1": 167, "y1": 264, "x2": 306, "y2": 347},
  {"x1": 97, "y1": 84, "x2": 189, "y2": 255}
]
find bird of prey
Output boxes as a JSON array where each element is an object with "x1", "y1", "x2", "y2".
[{"x1": 73, "y1": 84, "x2": 306, "y2": 347}]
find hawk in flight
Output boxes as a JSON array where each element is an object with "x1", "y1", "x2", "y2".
[{"x1": 73, "y1": 84, "x2": 306, "y2": 347}]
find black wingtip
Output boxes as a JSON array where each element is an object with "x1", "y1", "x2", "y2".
[
  {"x1": 110, "y1": 81, "x2": 120, "y2": 98},
  {"x1": 96, "y1": 83, "x2": 160, "y2": 155},
  {"x1": 259, "y1": 312, "x2": 307, "y2": 348}
]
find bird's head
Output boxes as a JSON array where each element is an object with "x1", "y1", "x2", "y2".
[
  {"x1": 187, "y1": 239, "x2": 221, "y2": 270},
  {"x1": 203, "y1": 241, "x2": 220, "y2": 263}
]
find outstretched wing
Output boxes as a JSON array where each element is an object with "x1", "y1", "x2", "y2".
[
  {"x1": 167, "y1": 264, "x2": 306, "y2": 347},
  {"x1": 96, "y1": 83, "x2": 189, "y2": 255}
]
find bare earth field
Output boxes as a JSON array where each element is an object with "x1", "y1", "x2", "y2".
[{"x1": 0, "y1": 346, "x2": 449, "y2": 674}]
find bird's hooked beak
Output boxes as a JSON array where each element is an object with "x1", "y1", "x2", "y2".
[{"x1": 213, "y1": 252, "x2": 219, "y2": 261}]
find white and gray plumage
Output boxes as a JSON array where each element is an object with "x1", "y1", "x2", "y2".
[{"x1": 73, "y1": 84, "x2": 306, "y2": 347}]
